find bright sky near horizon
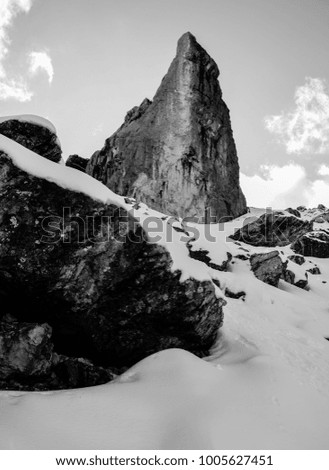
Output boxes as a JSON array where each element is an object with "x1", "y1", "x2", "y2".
[{"x1": 0, "y1": 0, "x2": 329, "y2": 209}]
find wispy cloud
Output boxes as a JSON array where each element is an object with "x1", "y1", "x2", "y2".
[
  {"x1": 265, "y1": 77, "x2": 329, "y2": 154},
  {"x1": 241, "y1": 163, "x2": 329, "y2": 209},
  {"x1": 28, "y1": 51, "x2": 54, "y2": 83},
  {"x1": 0, "y1": 0, "x2": 33, "y2": 101}
]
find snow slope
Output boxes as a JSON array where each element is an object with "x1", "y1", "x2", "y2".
[{"x1": 1, "y1": 128, "x2": 329, "y2": 449}]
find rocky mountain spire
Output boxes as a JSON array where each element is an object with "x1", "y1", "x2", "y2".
[{"x1": 86, "y1": 32, "x2": 247, "y2": 222}]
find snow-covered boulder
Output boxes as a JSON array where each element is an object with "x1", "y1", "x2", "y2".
[
  {"x1": 0, "y1": 141, "x2": 224, "y2": 376},
  {"x1": 292, "y1": 230, "x2": 329, "y2": 258},
  {"x1": 0, "y1": 115, "x2": 62, "y2": 163},
  {"x1": 231, "y1": 211, "x2": 313, "y2": 247}
]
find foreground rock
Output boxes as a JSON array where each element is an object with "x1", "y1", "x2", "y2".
[
  {"x1": 0, "y1": 117, "x2": 62, "y2": 162},
  {"x1": 0, "y1": 315, "x2": 116, "y2": 390},
  {"x1": 231, "y1": 211, "x2": 313, "y2": 247},
  {"x1": 0, "y1": 315, "x2": 53, "y2": 380},
  {"x1": 86, "y1": 32, "x2": 246, "y2": 222},
  {"x1": 0, "y1": 151, "x2": 224, "y2": 372},
  {"x1": 292, "y1": 230, "x2": 329, "y2": 258},
  {"x1": 249, "y1": 251, "x2": 284, "y2": 287}
]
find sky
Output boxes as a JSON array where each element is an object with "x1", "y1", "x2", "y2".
[{"x1": 0, "y1": 0, "x2": 329, "y2": 209}]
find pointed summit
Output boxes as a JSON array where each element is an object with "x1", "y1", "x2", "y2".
[
  {"x1": 86, "y1": 34, "x2": 246, "y2": 222},
  {"x1": 176, "y1": 31, "x2": 197, "y2": 51}
]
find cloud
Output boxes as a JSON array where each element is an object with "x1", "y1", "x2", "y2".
[
  {"x1": 0, "y1": 77, "x2": 32, "y2": 101},
  {"x1": 265, "y1": 77, "x2": 329, "y2": 154},
  {"x1": 28, "y1": 51, "x2": 54, "y2": 83},
  {"x1": 241, "y1": 163, "x2": 329, "y2": 209},
  {"x1": 0, "y1": 0, "x2": 33, "y2": 101},
  {"x1": 318, "y1": 164, "x2": 329, "y2": 176}
]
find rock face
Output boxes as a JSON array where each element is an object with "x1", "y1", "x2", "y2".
[
  {"x1": 66, "y1": 154, "x2": 88, "y2": 172},
  {"x1": 0, "y1": 315, "x2": 53, "y2": 380},
  {"x1": 0, "y1": 151, "x2": 224, "y2": 371},
  {"x1": 0, "y1": 118, "x2": 62, "y2": 162},
  {"x1": 86, "y1": 32, "x2": 246, "y2": 222},
  {"x1": 0, "y1": 315, "x2": 116, "y2": 390},
  {"x1": 292, "y1": 230, "x2": 329, "y2": 258},
  {"x1": 231, "y1": 212, "x2": 313, "y2": 247},
  {"x1": 249, "y1": 251, "x2": 284, "y2": 287}
]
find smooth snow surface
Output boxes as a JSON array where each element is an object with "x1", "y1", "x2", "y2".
[{"x1": 1, "y1": 130, "x2": 329, "y2": 449}]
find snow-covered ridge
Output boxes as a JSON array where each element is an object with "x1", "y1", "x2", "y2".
[
  {"x1": 0, "y1": 133, "x2": 223, "y2": 293},
  {"x1": 0, "y1": 114, "x2": 57, "y2": 135}
]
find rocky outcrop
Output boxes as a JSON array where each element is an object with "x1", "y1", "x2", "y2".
[
  {"x1": 287, "y1": 254, "x2": 305, "y2": 265},
  {"x1": 285, "y1": 208, "x2": 301, "y2": 218},
  {"x1": 307, "y1": 266, "x2": 321, "y2": 275},
  {"x1": 281, "y1": 268, "x2": 308, "y2": 289},
  {"x1": 0, "y1": 118, "x2": 62, "y2": 162},
  {"x1": 292, "y1": 230, "x2": 329, "y2": 258},
  {"x1": 231, "y1": 211, "x2": 313, "y2": 247},
  {"x1": 0, "y1": 315, "x2": 116, "y2": 390},
  {"x1": 0, "y1": 315, "x2": 53, "y2": 380},
  {"x1": 249, "y1": 251, "x2": 284, "y2": 287},
  {"x1": 0, "y1": 151, "x2": 225, "y2": 374},
  {"x1": 66, "y1": 154, "x2": 88, "y2": 172},
  {"x1": 86, "y1": 32, "x2": 246, "y2": 222},
  {"x1": 187, "y1": 247, "x2": 232, "y2": 271}
]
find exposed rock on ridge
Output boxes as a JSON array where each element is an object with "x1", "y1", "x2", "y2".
[
  {"x1": 86, "y1": 32, "x2": 247, "y2": 222},
  {"x1": 0, "y1": 118, "x2": 62, "y2": 163}
]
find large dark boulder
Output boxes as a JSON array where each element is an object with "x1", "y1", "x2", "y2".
[
  {"x1": 249, "y1": 251, "x2": 284, "y2": 287},
  {"x1": 231, "y1": 211, "x2": 313, "y2": 247},
  {"x1": 292, "y1": 230, "x2": 329, "y2": 258},
  {"x1": 0, "y1": 151, "x2": 224, "y2": 369},
  {"x1": 86, "y1": 32, "x2": 246, "y2": 223},
  {"x1": 0, "y1": 117, "x2": 62, "y2": 163}
]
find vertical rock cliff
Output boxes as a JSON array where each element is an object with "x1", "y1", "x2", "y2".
[{"x1": 86, "y1": 32, "x2": 247, "y2": 222}]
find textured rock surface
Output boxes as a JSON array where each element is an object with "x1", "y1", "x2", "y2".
[
  {"x1": 285, "y1": 208, "x2": 301, "y2": 218},
  {"x1": 288, "y1": 255, "x2": 305, "y2": 265},
  {"x1": 52, "y1": 355, "x2": 116, "y2": 389},
  {"x1": 307, "y1": 266, "x2": 321, "y2": 275},
  {"x1": 292, "y1": 230, "x2": 329, "y2": 258},
  {"x1": 281, "y1": 269, "x2": 308, "y2": 289},
  {"x1": 0, "y1": 151, "x2": 224, "y2": 370},
  {"x1": 0, "y1": 315, "x2": 116, "y2": 390},
  {"x1": 0, "y1": 315, "x2": 53, "y2": 380},
  {"x1": 0, "y1": 119, "x2": 62, "y2": 162},
  {"x1": 86, "y1": 32, "x2": 246, "y2": 222},
  {"x1": 231, "y1": 212, "x2": 313, "y2": 247},
  {"x1": 249, "y1": 251, "x2": 284, "y2": 287},
  {"x1": 66, "y1": 154, "x2": 88, "y2": 172}
]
